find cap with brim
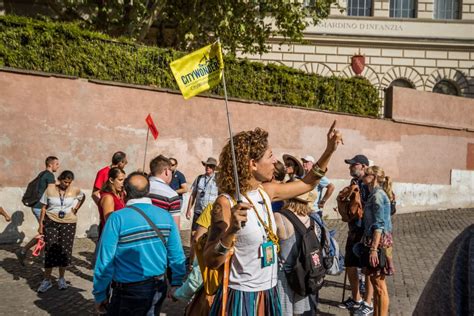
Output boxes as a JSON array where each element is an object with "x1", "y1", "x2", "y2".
[
  {"x1": 202, "y1": 157, "x2": 218, "y2": 166},
  {"x1": 282, "y1": 154, "x2": 304, "y2": 178},
  {"x1": 301, "y1": 155, "x2": 316, "y2": 163},
  {"x1": 344, "y1": 154, "x2": 369, "y2": 166}
]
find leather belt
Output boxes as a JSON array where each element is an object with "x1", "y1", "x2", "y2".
[{"x1": 111, "y1": 275, "x2": 164, "y2": 289}]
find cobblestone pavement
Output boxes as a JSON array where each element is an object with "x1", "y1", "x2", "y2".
[{"x1": 0, "y1": 208, "x2": 472, "y2": 315}]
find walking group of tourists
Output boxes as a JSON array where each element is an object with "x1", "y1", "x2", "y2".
[{"x1": 11, "y1": 120, "x2": 396, "y2": 316}]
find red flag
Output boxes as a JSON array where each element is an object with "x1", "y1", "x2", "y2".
[{"x1": 145, "y1": 114, "x2": 159, "y2": 140}]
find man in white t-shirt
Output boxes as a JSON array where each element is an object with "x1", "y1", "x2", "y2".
[{"x1": 302, "y1": 155, "x2": 335, "y2": 216}]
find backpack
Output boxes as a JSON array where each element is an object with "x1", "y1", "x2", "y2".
[
  {"x1": 336, "y1": 184, "x2": 363, "y2": 222},
  {"x1": 195, "y1": 232, "x2": 229, "y2": 296},
  {"x1": 22, "y1": 171, "x2": 47, "y2": 207},
  {"x1": 325, "y1": 229, "x2": 345, "y2": 275},
  {"x1": 279, "y1": 209, "x2": 326, "y2": 296},
  {"x1": 194, "y1": 196, "x2": 235, "y2": 297},
  {"x1": 310, "y1": 213, "x2": 345, "y2": 276}
]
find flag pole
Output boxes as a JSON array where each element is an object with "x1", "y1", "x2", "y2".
[
  {"x1": 143, "y1": 127, "x2": 150, "y2": 173},
  {"x1": 219, "y1": 40, "x2": 241, "y2": 204}
]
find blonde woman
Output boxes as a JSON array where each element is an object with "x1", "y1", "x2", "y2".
[
  {"x1": 204, "y1": 121, "x2": 342, "y2": 316},
  {"x1": 358, "y1": 166, "x2": 394, "y2": 316},
  {"x1": 274, "y1": 187, "x2": 323, "y2": 315}
]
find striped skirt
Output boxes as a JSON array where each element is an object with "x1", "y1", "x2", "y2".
[{"x1": 209, "y1": 286, "x2": 281, "y2": 316}]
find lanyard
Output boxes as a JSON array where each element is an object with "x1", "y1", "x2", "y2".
[
  {"x1": 57, "y1": 187, "x2": 66, "y2": 211},
  {"x1": 242, "y1": 189, "x2": 280, "y2": 253},
  {"x1": 202, "y1": 174, "x2": 214, "y2": 190}
]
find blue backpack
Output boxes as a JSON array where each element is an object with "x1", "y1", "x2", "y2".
[{"x1": 311, "y1": 213, "x2": 345, "y2": 276}]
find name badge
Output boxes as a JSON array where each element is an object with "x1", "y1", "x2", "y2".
[{"x1": 261, "y1": 241, "x2": 275, "y2": 268}]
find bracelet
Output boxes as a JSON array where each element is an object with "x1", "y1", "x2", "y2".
[
  {"x1": 214, "y1": 240, "x2": 230, "y2": 255},
  {"x1": 311, "y1": 164, "x2": 327, "y2": 179}
]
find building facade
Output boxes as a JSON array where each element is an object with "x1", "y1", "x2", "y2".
[{"x1": 240, "y1": 0, "x2": 474, "y2": 101}]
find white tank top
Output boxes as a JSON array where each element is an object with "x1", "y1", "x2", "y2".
[{"x1": 226, "y1": 188, "x2": 278, "y2": 291}]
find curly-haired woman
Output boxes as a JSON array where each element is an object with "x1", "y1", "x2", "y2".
[{"x1": 204, "y1": 121, "x2": 342, "y2": 316}]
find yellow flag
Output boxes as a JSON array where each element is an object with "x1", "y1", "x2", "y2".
[{"x1": 170, "y1": 42, "x2": 224, "y2": 100}]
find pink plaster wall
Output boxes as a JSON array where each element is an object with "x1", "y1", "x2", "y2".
[
  {"x1": 390, "y1": 86, "x2": 474, "y2": 130},
  {"x1": 1, "y1": 70, "x2": 474, "y2": 188}
]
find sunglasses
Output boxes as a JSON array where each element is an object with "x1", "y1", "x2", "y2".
[
  {"x1": 170, "y1": 163, "x2": 176, "y2": 167},
  {"x1": 205, "y1": 164, "x2": 216, "y2": 168}
]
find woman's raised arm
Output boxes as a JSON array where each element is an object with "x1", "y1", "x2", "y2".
[{"x1": 264, "y1": 120, "x2": 343, "y2": 201}]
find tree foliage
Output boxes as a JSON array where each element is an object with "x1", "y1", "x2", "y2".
[
  {"x1": 31, "y1": 0, "x2": 340, "y2": 54},
  {"x1": 0, "y1": 15, "x2": 381, "y2": 117}
]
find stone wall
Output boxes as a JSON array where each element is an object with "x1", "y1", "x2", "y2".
[
  {"x1": 0, "y1": 69, "x2": 473, "y2": 241},
  {"x1": 386, "y1": 86, "x2": 474, "y2": 130}
]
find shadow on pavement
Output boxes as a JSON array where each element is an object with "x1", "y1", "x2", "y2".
[
  {"x1": 319, "y1": 297, "x2": 344, "y2": 308},
  {"x1": 67, "y1": 255, "x2": 94, "y2": 282},
  {"x1": 324, "y1": 279, "x2": 348, "y2": 290},
  {"x1": 33, "y1": 284, "x2": 95, "y2": 316},
  {"x1": 317, "y1": 310, "x2": 338, "y2": 316},
  {"x1": 0, "y1": 212, "x2": 95, "y2": 315},
  {"x1": 0, "y1": 210, "x2": 25, "y2": 245}
]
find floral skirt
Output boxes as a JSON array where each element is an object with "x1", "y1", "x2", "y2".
[
  {"x1": 362, "y1": 232, "x2": 395, "y2": 276},
  {"x1": 209, "y1": 285, "x2": 281, "y2": 316}
]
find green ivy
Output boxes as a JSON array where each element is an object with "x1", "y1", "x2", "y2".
[{"x1": 0, "y1": 15, "x2": 381, "y2": 116}]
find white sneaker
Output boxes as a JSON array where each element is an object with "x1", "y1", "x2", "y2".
[
  {"x1": 58, "y1": 277, "x2": 68, "y2": 290},
  {"x1": 37, "y1": 279, "x2": 52, "y2": 293}
]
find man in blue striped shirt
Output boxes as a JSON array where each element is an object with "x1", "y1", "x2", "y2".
[{"x1": 93, "y1": 172, "x2": 186, "y2": 315}]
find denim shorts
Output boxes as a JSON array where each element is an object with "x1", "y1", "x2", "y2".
[{"x1": 31, "y1": 208, "x2": 41, "y2": 222}]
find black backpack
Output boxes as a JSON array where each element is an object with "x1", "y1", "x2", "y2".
[
  {"x1": 22, "y1": 171, "x2": 47, "y2": 207},
  {"x1": 279, "y1": 209, "x2": 327, "y2": 296}
]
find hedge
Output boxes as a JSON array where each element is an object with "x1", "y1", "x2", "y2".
[{"x1": 0, "y1": 15, "x2": 381, "y2": 116}]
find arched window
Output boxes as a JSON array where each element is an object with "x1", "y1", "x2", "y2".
[
  {"x1": 433, "y1": 79, "x2": 460, "y2": 96},
  {"x1": 389, "y1": 78, "x2": 415, "y2": 88},
  {"x1": 347, "y1": 0, "x2": 373, "y2": 16},
  {"x1": 434, "y1": 0, "x2": 460, "y2": 19},
  {"x1": 390, "y1": 0, "x2": 417, "y2": 18}
]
